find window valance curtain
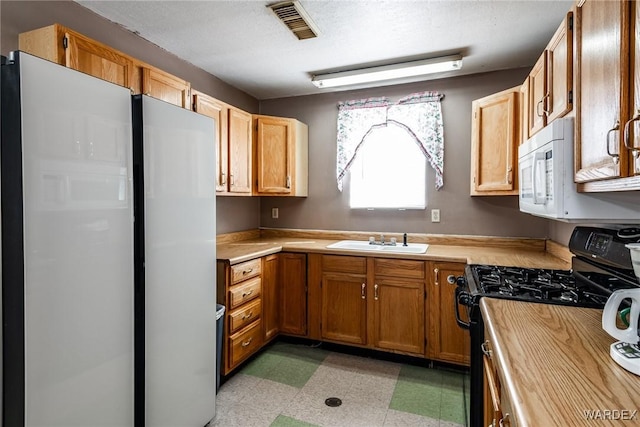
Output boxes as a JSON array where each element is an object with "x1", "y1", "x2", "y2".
[{"x1": 336, "y1": 91, "x2": 445, "y2": 191}]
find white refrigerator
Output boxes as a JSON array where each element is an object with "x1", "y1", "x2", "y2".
[
  {"x1": 132, "y1": 95, "x2": 217, "y2": 426},
  {"x1": 1, "y1": 51, "x2": 135, "y2": 426},
  {"x1": 1, "y1": 52, "x2": 217, "y2": 426}
]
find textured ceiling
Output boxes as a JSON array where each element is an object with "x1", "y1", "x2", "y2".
[{"x1": 75, "y1": 0, "x2": 574, "y2": 100}]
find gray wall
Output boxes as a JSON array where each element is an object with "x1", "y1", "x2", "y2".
[
  {"x1": 1, "y1": 0, "x2": 260, "y2": 234},
  {"x1": 259, "y1": 69, "x2": 553, "y2": 238}
]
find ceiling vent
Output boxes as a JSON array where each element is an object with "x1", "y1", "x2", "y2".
[{"x1": 268, "y1": 1, "x2": 319, "y2": 40}]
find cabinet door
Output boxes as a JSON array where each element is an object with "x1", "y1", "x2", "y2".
[
  {"x1": 528, "y1": 52, "x2": 547, "y2": 137},
  {"x1": 627, "y1": 1, "x2": 640, "y2": 176},
  {"x1": 280, "y1": 253, "x2": 307, "y2": 336},
  {"x1": 255, "y1": 117, "x2": 292, "y2": 194},
  {"x1": 470, "y1": 87, "x2": 519, "y2": 195},
  {"x1": 193, "y1": 91, "x2": 229, "y2": 192},
  {"x1": 427, "y1": 262, "x2": 470, "y2": 365},
  {"x1": 228, "y1": 108, "x2": 253, "y2": 194},
  {"x1": 141, "y1": 66, "x2": 191, "y2": 110},
  {"x1": 547, "y1": 12, "x2": 573, "y2": 123},
  {"x1": 576, "y1": 0, "x2": 629, "y2": 182},
  {"x1": 262, "y1": 254, "x2": 279, "y2": 341},
  {"x1": 520, "y1": 78, "x2": 530, "y2": 145},
  {"x1": 321, "y1": 273, "x2": 367, "y2": 345},
  {"x1": 64, "y1": 31, "x2": 134, "y2": 90},
  {"x1": 372, "y1": 278, "x2": 424, "y2": 355}
]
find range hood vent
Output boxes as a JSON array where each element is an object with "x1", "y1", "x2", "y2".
[{"x1": 268, "y1": 1, "x2": 319, "y2": 40}]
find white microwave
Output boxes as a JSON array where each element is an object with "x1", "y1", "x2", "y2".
[{"x1": 518, "y1": 117, "x2": 639, "y2": 222}]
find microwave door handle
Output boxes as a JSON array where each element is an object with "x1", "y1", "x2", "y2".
[{"x1": 532, "y1": 152, "x2": 547, "y2": 205}]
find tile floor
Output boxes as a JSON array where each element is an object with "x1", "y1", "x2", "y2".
[{"x1": 213, "y1": 341, "x2": 469, "y2": 427}]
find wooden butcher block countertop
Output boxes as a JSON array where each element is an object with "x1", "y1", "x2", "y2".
[
  {"x1": 216, "y1": 228, "x2": 572, "y2": 269},
  {"x1": 481, "y1": 298, "x2": 640, "y2": 426}
]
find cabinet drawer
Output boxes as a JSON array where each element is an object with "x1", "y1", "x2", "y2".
[
  {"x1": 229, "y1": 277, "x2": 261, "y2": 309},
  {"x1": 231, "y1": 258, "x2": 261, "y2": 284},
  {"x1": 374, "y1": 259, "x2": 425, "y2": 279},
  {"x1": 228, "y1": 299, "x2": 261, "y2": 334},
  {"x1": 322, "y1": 255, "x2": 366, "y2": 274},
  {"x1": 229, "y1": 320, "x2": 263, "y2": 367}
]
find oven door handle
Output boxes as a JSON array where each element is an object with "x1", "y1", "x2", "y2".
[{"x1": 454, "y1": 287, "x2": 471, "y2": 330}]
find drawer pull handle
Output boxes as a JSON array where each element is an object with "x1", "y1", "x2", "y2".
[
  {"x1": 374, "y1": 284, "x2": 379, "y2": 301},
  {"x1": 242, "y1": 268, "x2": 253, "y2": 275},
  {"x1": 361, "y1": 283, "x2": 366, "y2": 299},
  {"x1": 242, "y1": 290, "x2": 253, "y2": 298},
  {"x1": 606, "y1": 120, "x2": 621, "y2": 165},
  {"x1": 434, "y1": 268, "x2": 440, "y2": 286},
  {"x1": 241, "y1": 337, "x2": 253, "y2": 347},
  {"x1": 242, "y1": 312, "x2": 253, "y2": 320}
]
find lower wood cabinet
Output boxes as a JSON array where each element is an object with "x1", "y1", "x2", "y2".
[
  {"x1": 279, "y1": 253, "x2": 308, "y2": 336},
  {"x1": 320, "y1": 255, "x2": 368, "y2": 345},
  {"x1": 217, "y1": 258, "x2": 263, "y2": 375},
  {"x1": 261, "y1": 254, "x2": 279, "y2": 342},
  {"x1": 218, "y1": 252, "x2": 308, "y2": 375},
  {"x1": 372, "y1": 259, "x2": 426, "y2": 355},
  {"x1": 483, "y1": 330, "x2": 512, "y2": 427},
  {"x1": 427, "y1": 262, "x2": 471, "y2": 365},
  {"x1": 219, "y1": 252, "x2": 470, "y2": 376},
  {"x1": 317, "y1": 255, "x2": 427, "y2": 358}
]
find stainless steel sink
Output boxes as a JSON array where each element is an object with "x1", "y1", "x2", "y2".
[{"x1": 326, "y1": 240, "x2": 428, "y2": 254}]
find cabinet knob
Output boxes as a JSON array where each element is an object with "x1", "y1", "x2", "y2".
[{"x1": 447, "y1": 275, "x2": 457, "y2": 285}]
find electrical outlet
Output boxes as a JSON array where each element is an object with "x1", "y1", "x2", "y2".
[
  {"x1": 271, "y1": 207, "x2": 279, "y2": 219},
  {"x1": 431, "y1": 209, "x2": 440, "y2": 223}
]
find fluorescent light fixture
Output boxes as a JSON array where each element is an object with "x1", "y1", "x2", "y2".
[{"x1": 311, "y1": 55, "x2": 463, "y2": 88}]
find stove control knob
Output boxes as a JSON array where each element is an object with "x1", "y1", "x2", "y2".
[{"x1": 447, "y1": 275, "x2": 457, "y2": 285}]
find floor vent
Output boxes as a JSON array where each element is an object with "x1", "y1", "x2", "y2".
[{"x1": 268, "y1": 1, "x2": 319, "y2": 40}]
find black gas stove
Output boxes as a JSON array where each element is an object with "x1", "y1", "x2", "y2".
[{"x1": 457, "y1": 226, "x2": 640, "y2": 427}]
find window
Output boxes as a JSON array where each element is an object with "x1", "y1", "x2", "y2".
[
  {"x1": 336, "y1": 91, "x2": 445, "y2": 202},
  {"x1": 349, "y1": 124, "x2": 426, "y2": 209}
]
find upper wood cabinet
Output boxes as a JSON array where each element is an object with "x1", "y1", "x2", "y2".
[
  {"x1": 19, "y1": 24, "x2": 192, "y2": 110},
  {"x1": 576, "y1": 0, "x2": 640, "y2": 190},
  {"x1": 193, "y1": 92, "x2": 252, "y2": 195},
  {"x1": 576, "y1": 0, "x2": 631, "y2": 184},
  {"x1": 525, "y1": 12, "x2": 573, "y2": 140},
  {"x1": 520, "y1": 77, "x2": 530, "y2": 145},
  {"x1": 139, "y1": 63, "x2": 191, "y2": 110},
  {"x1": 19, "y1": 24, "x2": 135, "y2": 90},
  {"x1": 229, "y1": 108, "x2": 253, "y2": 194},
  {"x1": 427, "y1": 262, "x2": 470, "y2": 366},
  {"x1": 470, "y1": 86, "x2": 519, "y2": 196},
  {"x1": 253, "y1": 115, "x2": 308, "y2": 197},
  {"x1": 192, "y1": 90, "x2": 229, "y2": 192},
  {"x1": 528, "y1": 53, "x2": 547, "y2": 137},
  {"x1": 546, "y1": 12, "x2": 573, "y2": 123}
]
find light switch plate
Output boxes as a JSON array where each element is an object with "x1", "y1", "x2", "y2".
[{"x1": 271, "y1": 207, "x2": 279, "y2": 219}]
